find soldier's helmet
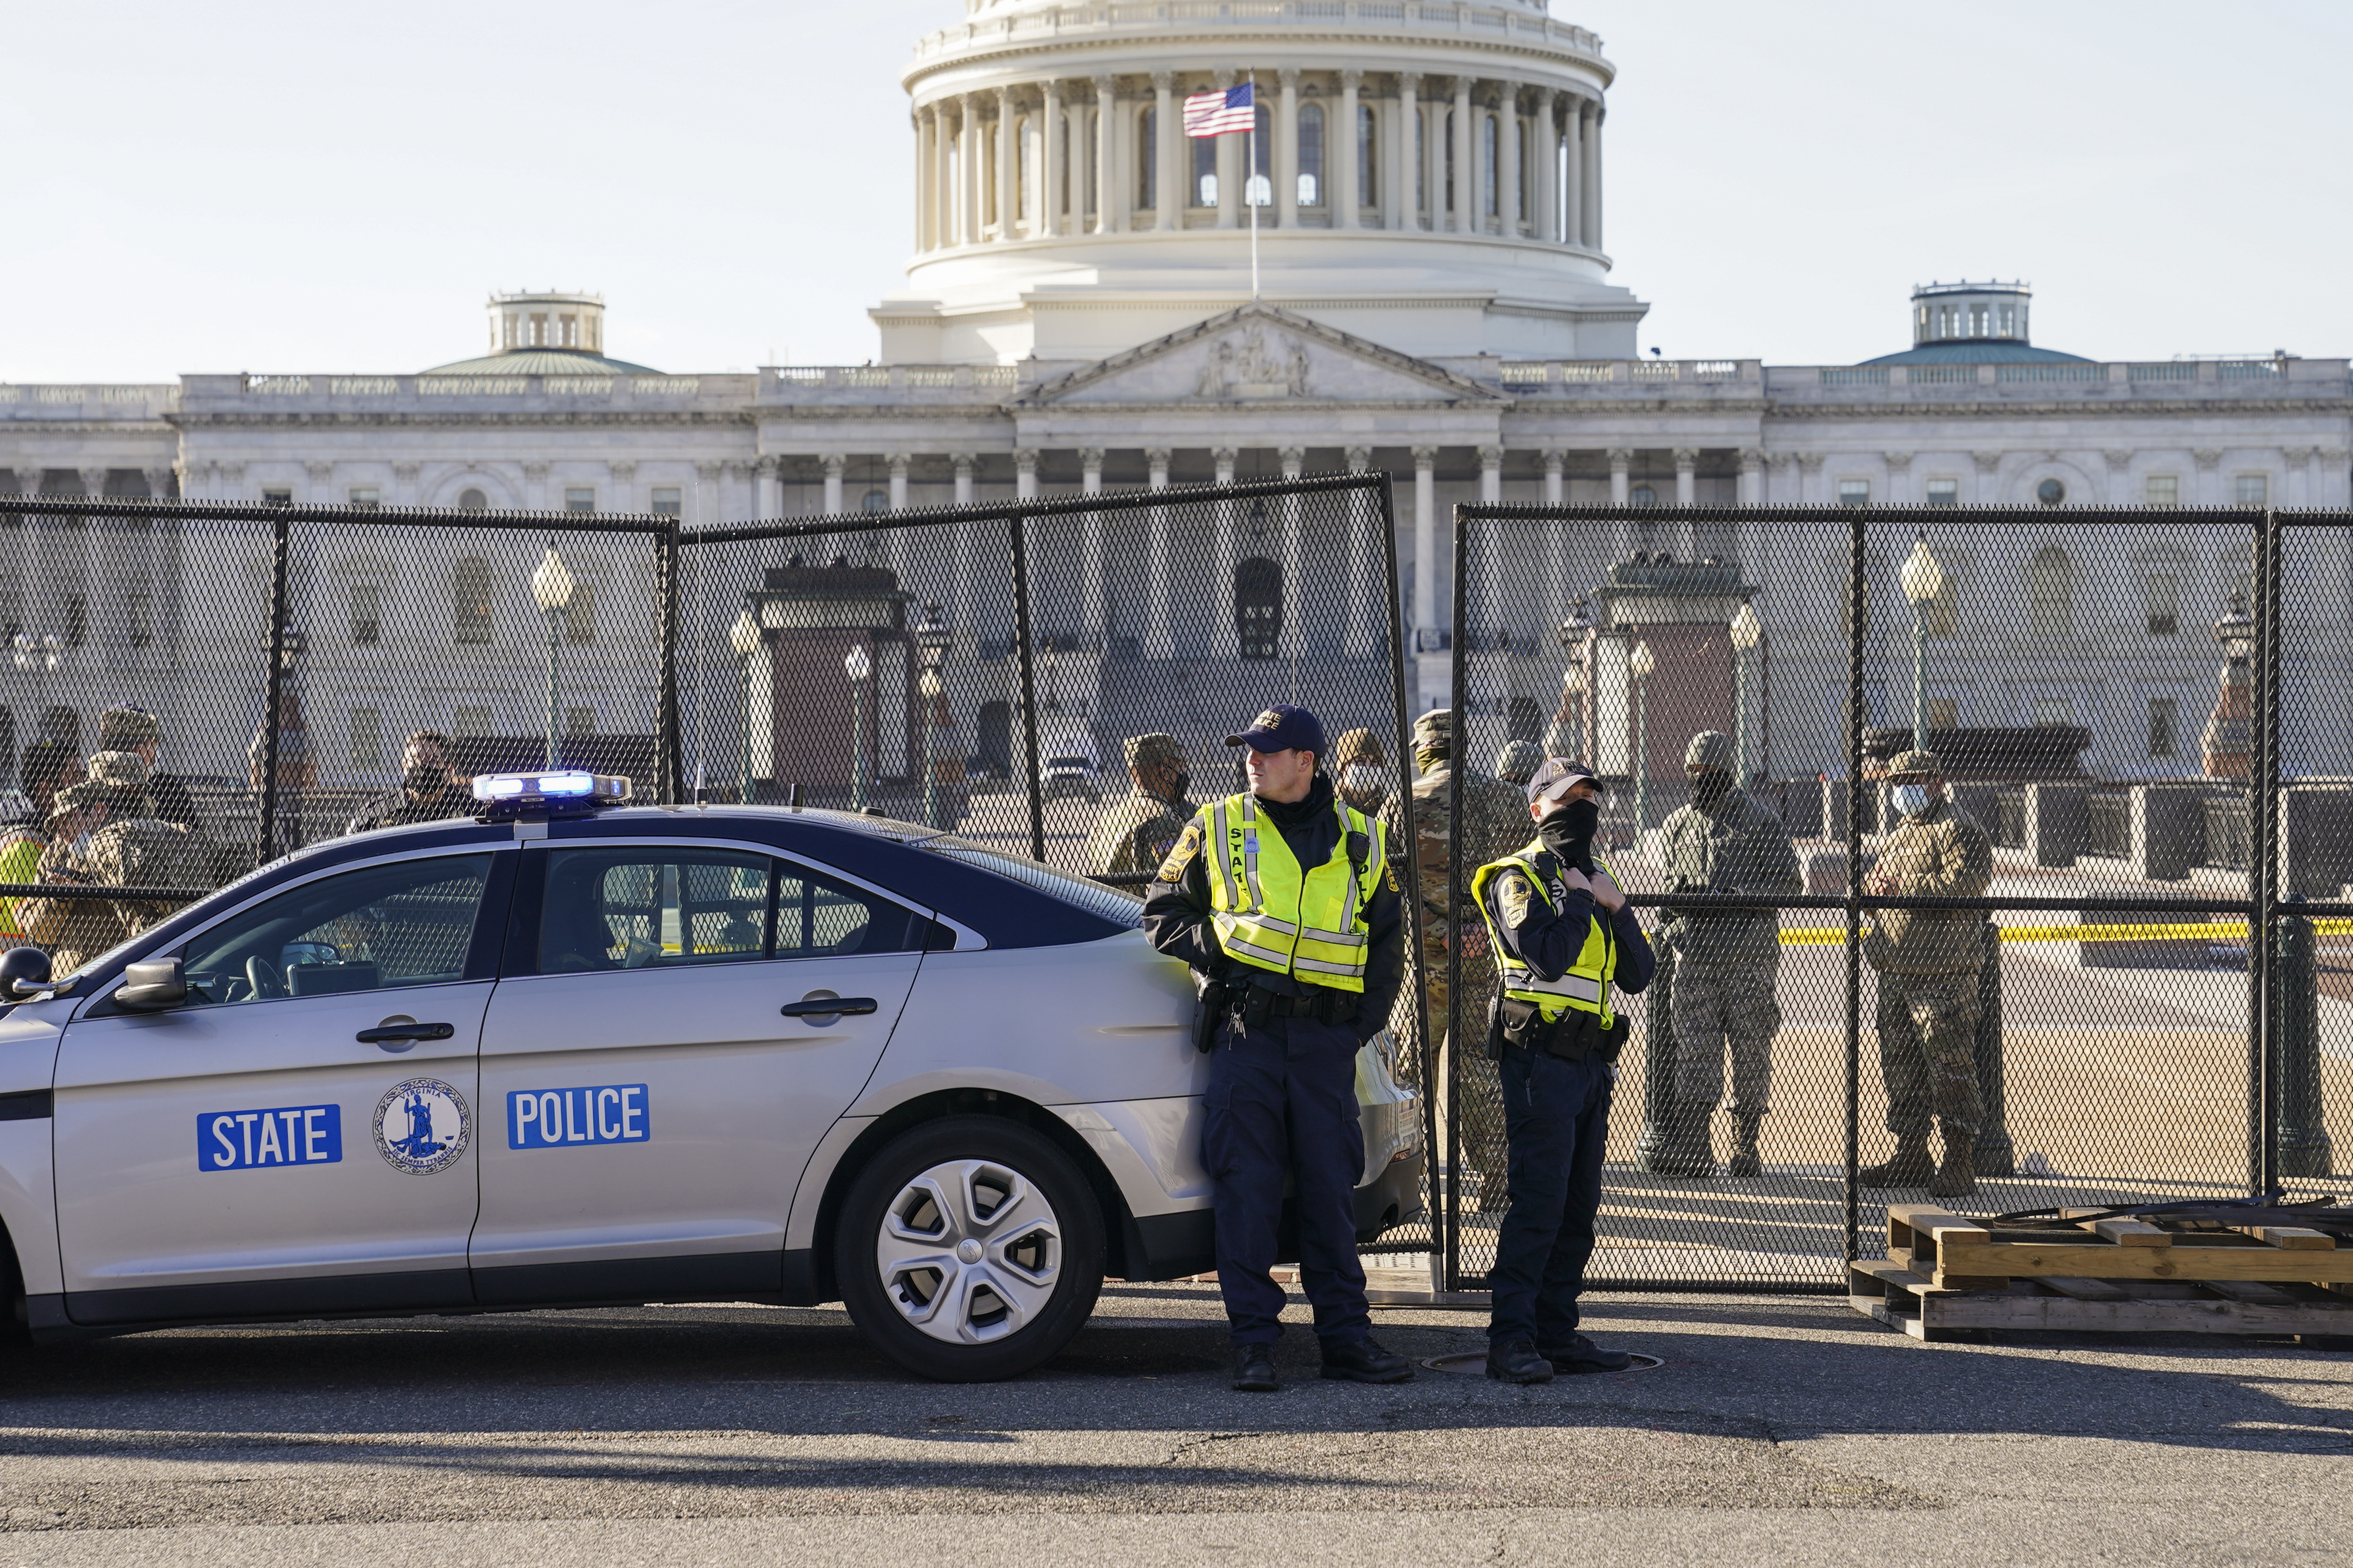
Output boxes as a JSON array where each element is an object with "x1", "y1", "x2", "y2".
[
  {"x1": 1124, "y1": 733, "x2": 1183, "y2": 770},
  {"x1": 1333, "y1": 728, "x2": 1387, "y2": 770},
  {"x1": 1887, "y1": 749, "x2": 1943, "y2": 780},
  {"x1": 1410, "y1": 708, "x2": 1453, "y2": 751},
  {"x1": 51, "y1": 751, "x2": 149, "y2": 817},
  {"x1": 1494, "y1": 740, "x2": 1544, "y2": 786},
  {"x1": 98, "y1": 706, "x2": 161, "y2": 751},
  {"x1": 1684, "y1": 731, "x2": 1735, "y2": 773}
]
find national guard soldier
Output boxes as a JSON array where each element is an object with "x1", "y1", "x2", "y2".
[
  {"x1": 1083, "y1": 734, "x2": 1193, "y2": 878},
  {"x1": 348, "y1": 731, "x2": 474, "y2": 835},
  {"x1": 1143, "y1": 704, "x2": 1412, "y2": 1393},
  {"x1": 1471, "y1": 757, "x2": 1654, "y2": 1383},
  {"x1": 1861, "y1": 749, "x2": 1993, "y2": 1199},
  {"x1": 18, "y1": 752, "x2": 171, "y2": 974},
  {"x1": 1650, "y1": 731, "x2": 1803, "y2": 1178},
  {"x1": 1494, "y1": 740, "x2": 1544, "y2": 790},
  {"x1": 1332, "y1": 728, "x2": 1393, "y2": 818},
  {"x1": 96, "y1": 707, "x2": 198, "y2": 831},
  {"x1": 1378, "y1": 708, "x2": 1525, "y2": 1209}
]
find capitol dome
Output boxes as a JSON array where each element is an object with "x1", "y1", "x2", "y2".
[{"x1": 879, "y1": 0, "x2": 1646, "y2": 365}]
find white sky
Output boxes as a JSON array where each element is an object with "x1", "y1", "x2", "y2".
[{"x1": 5, "y1": 0, "x2": 2346, "y2": 381}]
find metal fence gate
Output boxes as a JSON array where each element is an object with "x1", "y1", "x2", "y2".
[{"x1": 1444, "y1": 502, "x2": 2350, "y2": 1293}]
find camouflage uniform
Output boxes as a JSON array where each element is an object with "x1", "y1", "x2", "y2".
[
  {"x1": 1378, "y1": 709, "x2": 1528, "y2": 1210},
  {"x1": 1083, "y1": 734, "x2": 1193, "y2": 878},
  {"x1": 18, "y1": 752, "x2": 186, "y2": 975},
  {"x1": 1653, "y1": 732, "x2": 1802, "y2": 1176},
  {"x1": 1493, "y1": 741, "x2": 1544, "y2": 789},
  {"x1": 1863, "y1": 748, "x2": 1994, "y2": 1196}
]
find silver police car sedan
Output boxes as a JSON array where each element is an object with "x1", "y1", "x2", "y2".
[{"x1": 0, "y1": 774, "x2": 1423, "y2": 1381}]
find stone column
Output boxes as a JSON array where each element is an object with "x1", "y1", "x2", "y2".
[
  {"x1": 1015, "y1": 449, "x2": 1040, "y2": 500},
  {"x1": 1147, "y1": 447, "x2": 1171, "y2": 490},
  {"x1": 1534, "y1": 90, "x2": 1557, "y2": 242},
  {"x1": 888, "y1": 454, "x2": 910, "y2": 511},
  {"x1": 1344, "y1": 445, "x2": 1376, "y2": 657},
  {"x1": 2193, "y1": 448, "x2": 2222, "y2": 508},
  {"x1": 1883, "y1": 451, "x2": 1913, "y2": 506},
  {"x1": 1975, "y1": 449, "x2": 2004, "y2": 506},
  {"x1": 750, "y1": 457, "x2": 775, "y2": 519},
  {"x1": 994, "y1": 87, "x2": 1018, "y2": 240},
  {"x1": 1213, "y1": 447, "x2": 1237, "y2": 487},
  {"x1": 1337, "y1": 70, "x2": 1362, "y2": 229},
  {"x1": 1673, "y1": 447, "x2": 1698, "y2": 507},
  {"x1": 2102, "y1": 448, "x2": 2134, "y2": 507},
  {"x1": 1038, "y1": 81, "x2": 1063, "y2": 238},
  {"x1": 1094, "y1": 75, "x2": 1118, "y2": 235},
  {"x1": 1563, "y1": 98, "x2": 1583, "y2": 246},
  {"x1": 388, "y1": 461, "x2": 417, "y2": 507},
  {"x1": 1543, "y1": 449, "x2": 1565, "y2": 506},
  {"x1": 961, "y1": 95, "x2": 985, "y2": 245},
  {"x1": 2286, "y1": 446, "x2": 2316, "y2": 509},
  {"x1": 693, "y1": 461, "x2": 719, "y2": 525},
  {"x1": 1081, "y1": 448, "x2": 1104, "y2": 496},
  {"x1": 1797, "y1": 451, "x2": 1825, "y2": 506},
  {"x1": 1480, "y1": 444, "x2": 1503, "y2": 504},
  {"x1": 1608, "y1": 448, "x2": 1631, "y2": 506},
  {"x1": 1738, "y1": 448, "x2": 1764, "y2": 507},
  {"x1": 1587, "y1": 104, "x2": 1603, "y2": 251},
  {"x1": 915, "y1": 107, "x2": 935, "y2": 251},
  {"x1": 1214, "y1": 70, "x2": 1240, "y2": 229},
  {"x1": 1275, "y1": 69, "x2": 1300, "y2": 229},
  {"x1": 933, "y1": 104, "x2": 954, "y2": 246},
  {"x1": 1146, "y1": 455, "x2": 1172, "y2": 656},
  {"x1": 953, "y1": 454, "x2": 976, "y2": 507},
  {"x1": 1412, "y1": 446, "x2": 1438, "y2": 643},
  {"x1": 142, "y1": 465, "x2": 174, "y2": 504},
  {"x1": 1211, "y1": 447, "x2": 1242, "y2": 658},
  {"x1": 1452, "y1": 76, "x2": 1474, "y2": 234},
  {"x1": 820, "y1": 454, "x2": 845, "y2": 516},
  {"x1": 1393, "y1": 73, "x2": 1418, "y2": 230},
  {"x1": 1499, "y1": 86, "x2": 1522, "y2": 237},
  {"x1": 1279, "y1": 445, "x2": 1305, "y2": 481},
  {"x1": 1152, "y1": 72, "x2": 1176, "y2": 230}
]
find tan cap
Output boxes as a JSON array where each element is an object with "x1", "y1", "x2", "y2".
[
  {"x1": 1886, "y1": 749, "x2": 1944, "y2": 780},
  {"x1": 1124, "y1": 733, "x2": 1183, "y2": 768},
  {"x1": 97, "y1": 706, "x2": 160, "y2": 750},
  {"x1": 1684, "y1": 731, "x2": 1735, "y2": 772},
  {"x1": 51, "y1": 750, "x2": 148, "y2": 818},
  {"x1": 1411, "y1": 709, "x2": 1453, "y2": 749},
  {"x1": 1333, "y1": 727, "x2": 1387, "y2": 769}
]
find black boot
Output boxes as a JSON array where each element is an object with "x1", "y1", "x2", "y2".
[
  {"x1": 1320, "y1": 1336, "x2": 1413, "y2": 1384},
  {"x1": 1535, "y1": 1331, "x2": 1634, "y2": 1374},
  {"x1": 1650, "y1": 1101, "x2": 1717, "y2": 1178},
  {"x1": 1858, "y1": 1132, "x2": 1936, "y2": 1188},
  {"x1": 1232, "y1": 1344, "x2": 1278, "y2": 1392},
  {"x1": 1486, "y1": 1338, "x2": 1555, "y2": 1384},
  {"x1": 1726, "y1": 1111, "x2": 1764, "y2": 1178}
]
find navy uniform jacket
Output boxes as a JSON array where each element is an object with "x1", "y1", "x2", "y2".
[
  {"x1": 1479, "y1": 852, "x2": 1657, "y2": 998},
  {"x1": 1141, "y1": 772, "x2": 1405, "y2": 1040}
]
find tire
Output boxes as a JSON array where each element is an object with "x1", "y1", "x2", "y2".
[{"x1": 836, "y1": 1115, "x2": 1105, "y2": 1382}]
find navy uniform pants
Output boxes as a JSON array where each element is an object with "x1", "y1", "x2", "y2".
[
  {"x1": 1488, "y1": 1044, "x2": 1614, "y2": 1347},
  {"x1": 1202, "y1": 1013, "x2": 1372, "y2": 1348}
]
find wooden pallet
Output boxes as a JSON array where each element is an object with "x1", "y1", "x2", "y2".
[{"x1": 1849, "y1": 1203, "x2": 2353, "y2": 1342}]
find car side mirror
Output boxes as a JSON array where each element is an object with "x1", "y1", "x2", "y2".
[
  {"x1": 115, "y1": 956, "x2": 188, "y2": 1012},
  {"x1": 0, "y1": 946, "x2": 52, "y2": 1000}
]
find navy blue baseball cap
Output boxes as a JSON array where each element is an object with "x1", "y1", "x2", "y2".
[{"x1": 1224, "y1": 704, "x2": 1327, "y2": 756}]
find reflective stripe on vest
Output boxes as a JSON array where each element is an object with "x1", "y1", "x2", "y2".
[
  {"x1": 1471, "y1": 843, "x2": 1616, "y2": 1027},
  {"x1": 1204, "y1": 793, "x2": 1381, "y2": 992}
]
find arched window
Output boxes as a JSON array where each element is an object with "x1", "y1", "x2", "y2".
[
  {"x1": 452, "y1": 555, "x2": 493, "y2": 646},
  {"x1": 1358, "y1": 103, "x2": 1377, "y2": 210},
  {"x1": 1235, "y1": 557, "x2": 1283, "y2": 659},
  {"x1": 2036, "y1": 477, "x2": 2066, "y2": 507},
  {"x1": 1483, "y1": 112, "x2": 1499, "y2": 219},
  {"x1": 860, "y1": 489, "x2": 889, "y2": 515},
  {"x1": 983, "y1": 119, "x2": 998, "y2": 230},
  {"x1": 1629, "y1": 485, "x2": 1657, "y2": 507},
  {"x1": 1137, "y1": 105, "x2": 1157, "y2": 209},
  {"x1": 457, "y1": 488, "x2": 487, "y2": 511},
  {"x1": 1194, "y1": 131, "x2": 1218, "y2": 207},
  {"x1": 2027, "y1": 545, "x2": 2075, "y2": 637},
  {"x1": 1297, "y1": 101, "x2": 1324, "y2": 207}
]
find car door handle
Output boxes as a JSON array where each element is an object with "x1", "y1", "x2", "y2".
[
  {"x1": 356, "y1": 1021, "x2": 456, "y2": 1045},
  {"x1": 780, "y1": 996, "x2": 879, "y2": 1018}
]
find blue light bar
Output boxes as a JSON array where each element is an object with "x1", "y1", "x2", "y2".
[{"x1": 471, "y1": 771, "x2": 631, "y2": 815}]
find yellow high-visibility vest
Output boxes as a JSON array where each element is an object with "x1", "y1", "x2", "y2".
[
  {"x1": 1200, "y1": 791, "x2": 1383, "y2": 993},
  {"x1": 1470, "y1": 840, "x2": 1617, "y2": 1028}
]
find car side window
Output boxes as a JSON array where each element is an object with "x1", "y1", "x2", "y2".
[
  {"x1": 178, "y1": 854, "x2": 495, "y2": 1007},
  {"x1": 534, "y1": 847, "x2": 926, "y2": 974}
]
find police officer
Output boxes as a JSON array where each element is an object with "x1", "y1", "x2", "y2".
[
  {"x1": 1083, "y1": 734, "x2": 1193, "y2": 877},
  {"x1": 348, "y1": 730, "x2": 474, "y2": 834},
  {"x1": 1144, "y1": 704, "x2": 1412, "y2": 1393},
  {"x1": 1651, "y1": 731, "x2": 1802, "y2": 1178},
  {"x1": 1862, "y1": 749, "x2": 1993, "y2": 1199},
  {"x1": 1378, "y1": 709, "x2": 1525, "y2": 1207},
  {"x1": 1471, "y1": 757, "x2": 1654, "y2": 1383}
]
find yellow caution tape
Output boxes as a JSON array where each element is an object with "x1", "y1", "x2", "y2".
[{"x1": 1771, "y1": 918, "x2": 2353, "y2": 947}]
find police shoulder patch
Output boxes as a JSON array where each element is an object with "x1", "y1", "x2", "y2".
[
  {"x1": 1498, "y1": 870, "x2": 1533, "y2": 928},
  {"x1": 1158, "y1": 819, "x2": 1204, "y2": 881}
]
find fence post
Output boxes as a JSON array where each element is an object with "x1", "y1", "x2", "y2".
[
  {"x1": 1008, "y1": 510, "x2": 1046, "y2": 863},
  {"x1": 2272, "y1": 895, "x2": 2333, "y2": 1177},
  {"x1": 2250, "y1": 510, "x2": 2282, "y2": 1193},
  {"x1": 1972, "y1": 916, "x2": 2014, "y2": 1176},
  {"x1": 1444, "y1": 501, "x2": 1469, "y2": 1279},
  {"x1": 1843, "y1": 506, "x2": 1865, "y2": 1269},
  {"x1": 658, "y1": 520, "x2": 682, "y2": 805},
  {"x1": 257, "y1": 514, "x2": 291, "y2": 864}
]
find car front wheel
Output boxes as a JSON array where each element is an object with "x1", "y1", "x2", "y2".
[{"x1": 837, "y1": 1115, "x2": 1105, "y2": 1381}]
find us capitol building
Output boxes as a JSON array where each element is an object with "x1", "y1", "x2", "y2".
[{"x1": 4, "y1": 0, "x2": 2349, "y2": 798}]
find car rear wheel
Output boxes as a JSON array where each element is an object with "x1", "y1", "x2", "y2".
[{"x1": 837, "y1": 1115, "x2": 1105, "y2": 1382}]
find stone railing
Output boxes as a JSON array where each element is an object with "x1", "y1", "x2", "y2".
[
  {"x1": 766, "y1": 365, "x2": 1021, "y2": 397},
  {"x1": 205, "y1": 374, "x2": 726, "y2": 403},
  {"x1": 1765, "y1": 358, "x2": 2350, "y2": 399},
  {"x1": 0, "y1": 384, "x2": 178, "y2": 413},
  {"x1": 915, "y1": 2, "x2": 1606, "y2": 64},
  {"x1": 1490, "y1": 359, "x2": 1758, "y2": 390}
]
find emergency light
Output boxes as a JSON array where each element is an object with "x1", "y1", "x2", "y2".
[{"x1": 470, "y1": 770, "x2": 631, "y2": 819}]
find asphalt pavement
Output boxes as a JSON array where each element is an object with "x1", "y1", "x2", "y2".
[{"x1": 0, "y1": 1282, "x2": 2347, "y2": 1566}]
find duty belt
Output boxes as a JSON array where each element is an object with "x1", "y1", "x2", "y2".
[{"x1": 1235, "y1": 984, "x2": 1356, "y2": 1027}]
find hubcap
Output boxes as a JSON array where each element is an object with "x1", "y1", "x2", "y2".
[{"x1": 876, "y1": 1158, "x2": 1064, "y2": 1345}]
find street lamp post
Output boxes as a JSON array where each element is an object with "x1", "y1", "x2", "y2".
[
  {"x1": 729, "y1": 610, "x2": 761, "y2": 804},
  {"x1": 530, "y1": 541, "x2": 576, "y2": 771},
  {"x1": 1730, "y1": 602, "x2": 1762, "y2": 787},
  {"x1": 1628, "y1": 639, "x2": 1656, "y2": 836},
  {"x1": 1900, "y1": 537, "x2": 1944, "y2": 752},
  {"x1": 916, "y1": 602, "x2": 953, "y2": 830},
  {"x1": 844, "y1": 644, "x2": 871, "y2": 813}
]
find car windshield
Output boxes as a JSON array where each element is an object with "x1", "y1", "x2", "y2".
[{"x1": 915, "y1": 836, "x2": 1143, "y2": 928}]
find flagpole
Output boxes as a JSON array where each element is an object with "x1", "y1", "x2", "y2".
[{"x1": 1247, "y1": 70, "x2": 1260, "y2": 301}]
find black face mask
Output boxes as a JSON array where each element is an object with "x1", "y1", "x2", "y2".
[
  {"x1": 1537, "y1": 798, "x2": 1600, "y2": 870},
  {"x1": 1166, "y1": 770, "x2": 1190, "y2": 803},
  {"x1": 1690, "y1": 770, "x2": 1733, "y2": 808},
  {"x1": 404, "y1": 764, "x2": 448, "y2": 796}
]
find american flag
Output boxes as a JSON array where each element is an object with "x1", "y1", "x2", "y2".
[{"x1": 1182, "y1": 82, "x2": 1254, "y2": 137}]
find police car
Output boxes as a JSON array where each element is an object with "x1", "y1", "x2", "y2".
[{"x1": 0, "y1": 772, "x2": 1422, "y2": 1381}]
